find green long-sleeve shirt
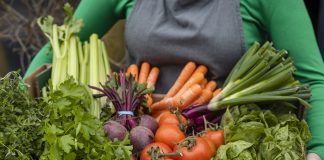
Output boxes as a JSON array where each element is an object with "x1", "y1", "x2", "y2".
[{"x1": 25, "y1": 0, "x2": 324, "y2": 157}]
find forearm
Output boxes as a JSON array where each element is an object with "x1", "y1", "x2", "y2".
[{"x1": 264, "y1": 0, "x2": 324, "y2": 157}]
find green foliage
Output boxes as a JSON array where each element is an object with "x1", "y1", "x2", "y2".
[
  {"x1": 216, "y1": 105, "x2": 311, "y2": 160},
  {"x1": 0, "y1": 71, "x2": 44, "y2": 159},
  {"x1": 41, "y1": 78, "x2": 132, "y2": 160}
]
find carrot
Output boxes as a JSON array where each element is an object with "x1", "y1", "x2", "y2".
[
  {"x1": 174, "y1": 72, "x2": 205, "y2": 97},
  {"x1": 146, "y1": 94, "x2": 154, "y2": 106},
  {"x1": 205, "y1": 81, "x2": 217, "y2": 91},
  {"x1": 176, "y1": 84, "x2": 203, "y2": 110},
  {"x1": 193, "y1": 65, "x2": 208, "y2": 75},
  {"x1": 192, "y1": 89, "x2": 213, "y2": 105},
  {"x1": 151, "y1": 98, "x2": 176, "y2": 112},
  {"x1": 200, "y1": 79, "x2": 208, "y2": 88},
  {"x1": 213, "y1": 88, "x2": 222, "y2": 97},
  {"x1": 126, "y1": 64, "x2": 139, "y2": 81},
  {"x1": 165, "y1": 62, "x2": 196, "y2": 98},
  {"x1": 147, "y1": 67, "x2": 160, "y2": 88},
  {"x1": 138, "y1": 62, "x2": 151, "y2": 84},
  {"x1": 152, "y1": 84, "x2": 202, "y2": 111}
]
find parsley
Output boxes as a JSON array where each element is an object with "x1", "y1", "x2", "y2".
[{"x1": 41, "y1": 78, "x2": 132, "y2": 160}]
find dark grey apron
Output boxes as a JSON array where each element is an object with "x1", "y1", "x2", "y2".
[{"x1": 125, "y1": 0, "x2": 245, "y2": 93}]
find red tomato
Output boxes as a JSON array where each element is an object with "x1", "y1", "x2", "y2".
[
  {"x1": 203, "y1": 137, "x2": 216, "y2": 157},
  {"x1": 140, "y1": 142, "x2": 174, "y2": 160},
  {"x1": 159, "y1": 112, "x2": 187, "y2": 126},
  {"x1": 153, "y1": 110, "x2": 170, "y2": 122},
  {"x1": 204, "y1": 129, "x2": 224, "y2": 150},
  {"x1": 155, "y1": 124, "x2": 186, "y2": 148},
  {"x1": 173, "y1": 137, "x2": 213, "y2": 160}
]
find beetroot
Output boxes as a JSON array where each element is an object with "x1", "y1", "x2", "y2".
[
  {"x1": 139, "y1": 115, "x2": 159, "y2": 133},
  {"x1": 104, "y1": 120, "x2": 128, "y2": 141},
  {"x1": 130, "y1": 126, "x2": 154, "y2": 153}
]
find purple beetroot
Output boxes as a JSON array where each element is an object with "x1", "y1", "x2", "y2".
[
  {"x1": 104, "y1": 120, "x2": 128, "y2": 141},
  {"x1": 139, "y1": 115, "x2": 159, "y2": 133},
  {"x1": 130, "y1": 126, "x2": 154, "y2": 153}
]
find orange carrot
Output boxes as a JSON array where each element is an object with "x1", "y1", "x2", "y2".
[
  {"x1": 192, "y1": 89, "x2": 213, "y2": 105},
  {"x1": 145, "y1": 67, "x2": 160, "y2": 107},
  {"x1": 174, "y1": 72, "x2": 204, "y2": 97},
  {"x1": 151, "y1": 98, "x2": 176, "y2": 112},
  {"x1": 165, "y1": 62, "x2": 196, "y2": 98},
  {"x1": 177, "y1": 84, "x2": 203, "y2": 110},
  {"x1": 146, "y1": 94, "x2": 154, "y2": 106},
  {"x1": 193, "y1": 65, "x2": 208, "y2": 75},
  {"x1": 147, "y1": 67, "x2": 160, "y2": 88},
  {"x1": 205, "y1": 81, "x2": 217, "y2": 91},
  {"x1": 138, "y1": 62, "x2": 151, "y2": 84},
  {"x1": 200, "y1": 79, "x2": 208, "y2": 88},
  {"x1": 152, "y1": 84, "x2": 202, "y2": 111},
  {"x1": 126, "y1": 64, "x2": 139, "y2": 81},
  {"x1": 213, "y1": 88, "x2": 222, "y2": 97}
]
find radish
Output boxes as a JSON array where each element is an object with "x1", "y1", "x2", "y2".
[
  {"x1": 139, "y1": 115, "x2": 159, "y2": 133},
  {"x1": 130, "y1": 126, "x2": 154, "y2": 153},
  {"x1": 104, "y1": 120, "x2": 128, "y2": 141}
]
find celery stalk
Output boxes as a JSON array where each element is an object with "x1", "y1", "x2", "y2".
[
  {"x1": 67, "y1": 36, "x2": 79, "y2": 80},
  {"x1": 89, "y1": 34, "x2": 100, "y2": 118},
  {"x1": 101, "y1": 41, "x2": 111, "y2": 76},
  {"x1": 78, "y1": 40, "x2": 89, "y2": 84}
]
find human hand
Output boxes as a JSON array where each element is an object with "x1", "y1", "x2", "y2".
[{"x1": 307, "y1": 153, "x2": 321, "y2": 160}]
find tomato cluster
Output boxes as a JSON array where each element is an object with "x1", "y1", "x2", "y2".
[{"x1": 140, "y1": 110, "x2": 224, "y2": 160}]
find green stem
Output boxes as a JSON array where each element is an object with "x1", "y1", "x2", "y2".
[
  {"x1": 225, "y1": 68, "x2": 294, "y2": 100},
  {"x1": 89, "y1": 34, "x2": 100, "y2": 118},
  {"x1": 67, "y1": 36, "x2": 79, "y2": 80},
  {"x1": 100, "y1": 41, "x2": 111, "y2": 76},
  {"x1": 224, "y1": 42, "x2": 260, "y2": 86},
  {"x1": 208, "y1": 95, "x2": 311, "y2": 111}
]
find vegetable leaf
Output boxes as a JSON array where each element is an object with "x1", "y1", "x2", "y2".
[
  {"x1": 59, "y1": 135, "x2": 74, "y2": 153},
  {"x1": 0, "y1": 71, "x2": 45, "y2": 159},
  {"x1": 217, "y1": 106, "x2": 311, "y2": 160}
]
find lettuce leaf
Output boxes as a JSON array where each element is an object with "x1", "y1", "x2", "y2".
[{"x1": 216, "y1": 105, "x2": 311, "y2": 160}]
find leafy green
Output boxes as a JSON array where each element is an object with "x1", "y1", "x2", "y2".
[
  {"x1": 41, "y1": 78, "x2": 132, "y2": 160},
  {"x1": 0, "y1": 72, "x2": 44, "y2": 159},
  {"x1": 215, "y1": 140, "x2": 256, "y2": 160},
  {"x1": 216, "y1": 105, "x2": 311, "y2": 160}
]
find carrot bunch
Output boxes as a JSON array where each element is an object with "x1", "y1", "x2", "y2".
[
  {"x1": 151, "y1": 62, "x2": 221, "y2": 113},
  {"x1": 127, "y1": 62, "x2": 160, "y2": 107}
]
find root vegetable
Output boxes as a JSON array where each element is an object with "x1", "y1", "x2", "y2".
[
  {"x1": 139, "y1": 115, "x2": 159, "y2": 133},
  {"x1": 130, "y1": 126, "x2": 155, "y2": 153},
  {"x1": 104, "y1": 120, "x2": 128, "y2": 141}
]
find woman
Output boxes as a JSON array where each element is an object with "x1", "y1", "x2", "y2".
[{"x1": 24, "y1": 0, "x2": 324, "y2": 158}]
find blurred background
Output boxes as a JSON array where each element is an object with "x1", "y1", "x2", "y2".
[{"x1": 0, "y1": 0, "x2": 323, "y2": 77}]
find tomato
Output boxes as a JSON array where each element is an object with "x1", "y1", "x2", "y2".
[
  {"x1": 153, "y1": 110, "x2": 170, "y2": 122},
  {"x1": 155, "y1": 124, "x2": 186, "y2": 148},
  {"x1": 204, "y1": 129, "x2": 224, "y2": 151},
  {"x1": 140, "y1": 142, "x2": 174, "y2": 160},
  {"x1": 203, "y1": 137, "x2": 216, "y2": 157},
  {"x1": 173, "y1": 137, "x2": 213, "y2": 160},
  {"x1": 158, "y1": 112, "x2": 187, "y2": 126}
]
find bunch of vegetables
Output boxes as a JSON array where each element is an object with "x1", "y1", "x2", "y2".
[
  {"x1": 90, "y1": 62, "x2": 161, "y2": 154},
  {"x1": 151, "y1": 62, "x2": 221, "y2": 113},
  {"x1": 216, "y1": 105, "x2": 311, "y2": 160},
  {"x1": 37, "y1": 3, "x2": 111, "y2": 118},
  {"x1": 41, "y1": 78, "x2": 132, "y2": 159},
  {"x1": 0, "y1": 72, "x2": 44, "y2": 159},
  {"x1": 140, "y1": 108, "x2": 224, "y2": 160},
  {"x1": 182, "y1": 42, "x2": 312, "y2": 131}
]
